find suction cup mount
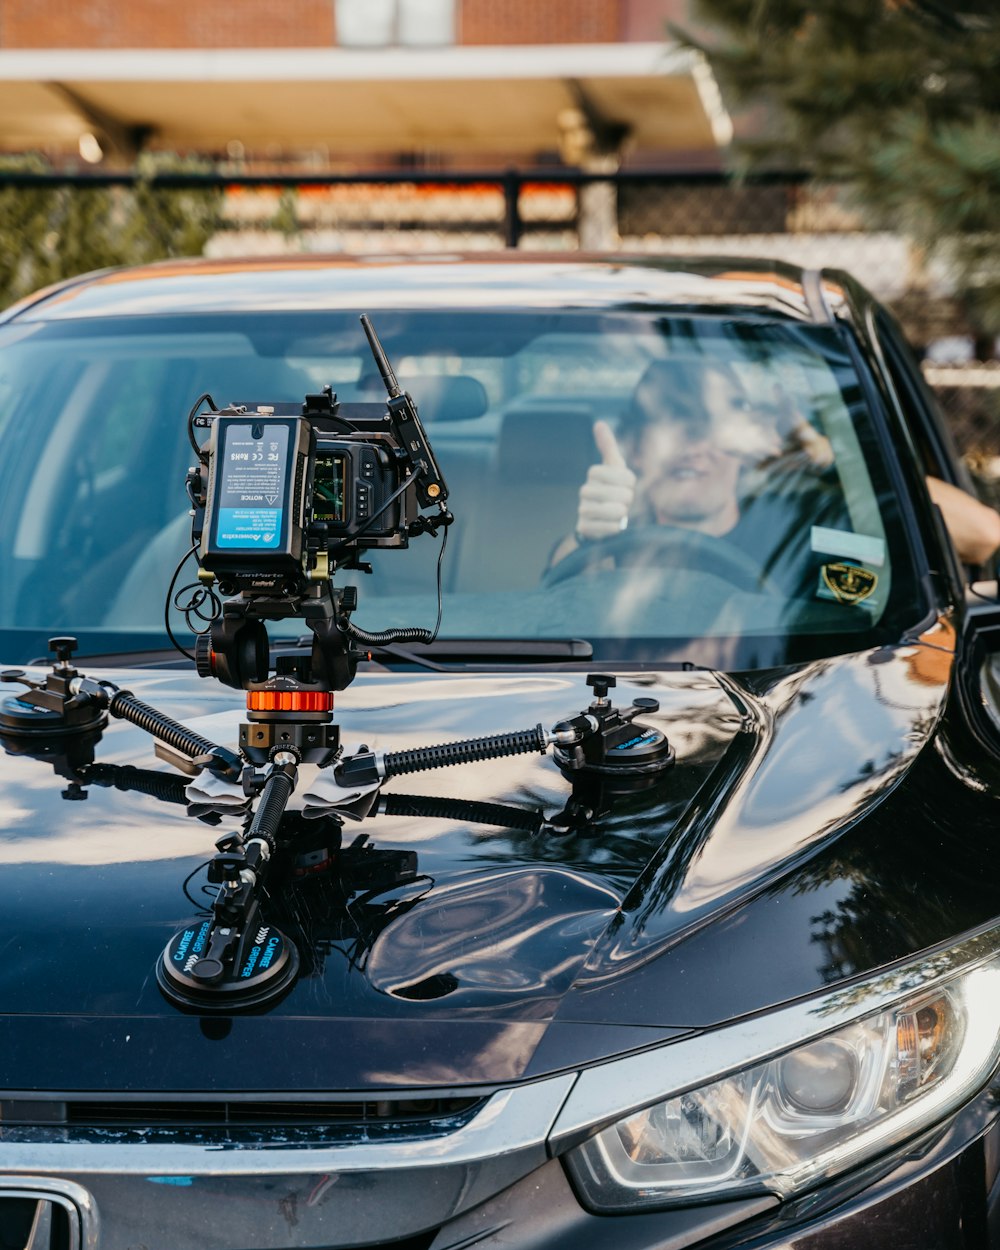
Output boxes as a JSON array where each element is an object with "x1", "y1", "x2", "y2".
[
  {"x1": 4, "y1": 636, "x2": 677, "y2": 1015},
  {"x1": 0, "y1": 637, "x2": 108, "y2": 740},
  {"x1": 157, "y1": 753, "x2": 302, "y2": 1012},
  {"x1": 157, "y1": 915, "x2": 299, "y2": 1012},
  {"x1": 549, "y1": 674, "x2": 675, "y2": 784}
]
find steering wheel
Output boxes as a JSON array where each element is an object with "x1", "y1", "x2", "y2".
[{"x1": 542, "y1": 524, "x2": 775, "y2": 592}]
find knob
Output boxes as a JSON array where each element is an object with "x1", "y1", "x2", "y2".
[
  {"x1": 48, "y1": 637, "x2": 78, "y2": 665},
  {"x1": 190, "y1": 958, "x2": 226, "y2": 985},
  {"x1": 195, "y1": 634, "x2": 215, "y2": 679},
  {"x1": 586, "y1": 674, "x2": 616, "y2": 700}
]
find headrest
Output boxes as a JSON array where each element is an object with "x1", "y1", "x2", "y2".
[
  {"x1": 497, "y1": 407, "x2": 597, "y2": 483},
  {"x1": 418, "y1": 375, "x2": 489, "y2": 422},
  {"x1": 357, "y1": 374, "x2": 489, "y2": 422}
]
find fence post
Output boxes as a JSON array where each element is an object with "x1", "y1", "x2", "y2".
[
  {"x1": 503, "y1": 169, "x2": 521, "y2": 249},
  {"x1": 577, "y1": 158, "x2": 620, "y2": 250}
]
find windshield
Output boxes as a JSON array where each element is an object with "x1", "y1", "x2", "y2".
[{"x1": 0, "y1": 308, "x2": 923, "y2": 669}]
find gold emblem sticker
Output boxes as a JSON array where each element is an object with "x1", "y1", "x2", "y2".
[{"x1": 821, "y1": 561, "x2": 878, "y2": 604}]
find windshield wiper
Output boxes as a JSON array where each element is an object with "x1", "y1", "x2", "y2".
[
  {"x1": 35, "y1": 647, "x2": 197, "y2": 669},
  {"x1": 400, "y1": 638, "x2": 592, "y2": 659},
  {"x1": 294, "y1": 636, "x2": 593, "y2": 669}
]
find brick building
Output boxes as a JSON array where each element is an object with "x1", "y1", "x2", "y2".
[
  {"x1": 0, "y1": 1, "x2": 685, "y2": 51},
  {"x1": 0, "y1": 0, "x2": 726, "y2": 168}
]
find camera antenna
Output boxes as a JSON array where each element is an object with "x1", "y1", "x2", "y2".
[
  {"x1": 360, "y1": 315, "x2": 449, "y2": 511},
  {"x1": 360, "y1": 314, "x2": 403, "y2": 399}
]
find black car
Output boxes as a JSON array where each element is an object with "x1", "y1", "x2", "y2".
[{"x1": 1, "y1": 254, "x2": 999, "y2": 1250}]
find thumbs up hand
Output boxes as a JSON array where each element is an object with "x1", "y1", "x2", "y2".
[{"x1": 575, "y1": 421, "x2": 637, "y2": 541}]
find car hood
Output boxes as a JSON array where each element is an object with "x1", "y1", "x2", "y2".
[{"x1": 0, "y1": 629, "x2": 958, "y2": 1093}]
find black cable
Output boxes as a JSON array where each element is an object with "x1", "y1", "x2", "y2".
[
  {"x1": 344, "y1": 622, "x2": 435, "y2": 646},
  {"x1": 182, "y1": 860, "x2": 217, "y2": 912},
  {"x1": 428, "y1": 520, "x2": 449, "y2": 644},
  {"x1": 968, "y1": 576, "x2": 1000, "y2": 605},
  {"x1": 165, "y1": 542, "x2": 200, "y2": 661},
  {"x1": 310, "y1": 409, "x2": 362, "y2": 435},
  {"x1": 165, "y1": 534, "x2": 224, "y2": 658},
  {"x1": 187, "y1": 392, "x2": 217, "y2": 463},
  {"x1": 173, "y1": 579, "x2": 222, "y2": 633},
  {"x1": 326, "y1": 472, "x2": 422, "y2": 561},
  {"x1": 338, "y1": 484, "x2": 450, "y2": 649},
  {"x1": 345, "y1": 519, "x2": 448, "y2": 647}
]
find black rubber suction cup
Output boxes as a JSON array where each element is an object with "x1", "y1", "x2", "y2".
[
  {"x1": 550, "y1": 677, "x2": 676, "y2": 786},
  {"x1": 157, "y1": 919, "x2": 300, "y2": 1012},
  {"x1": 0, "y1": 638, "x2": 106, "y2": 741},
  {"x1": 0, "y1": 692, "x2": 106, "y2": 739}
]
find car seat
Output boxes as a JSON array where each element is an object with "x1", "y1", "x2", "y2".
[{"x1": 454, "y1": 404, "x2": 598, "y2": 592}]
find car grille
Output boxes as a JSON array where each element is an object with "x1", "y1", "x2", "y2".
[
  {"x1": 0, "y1": 1188, "x2": 439, "y2": 1250},
  {"x1": 0, "y1": 1078, "x2": 577, "y2": 1250},
  {"x1": 0, "y1": 1191, "x2": 80, "y2": 1250},
  {"x1": 1, "y1": 1095, "x2": 481, "y2": 1130}
]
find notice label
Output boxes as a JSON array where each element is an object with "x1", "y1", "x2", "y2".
[
  {"x1": 215, "y1": 423, "x2": 288, "y2": 550},
  {"x1": 810, "y1": 525, "x2": 886, "y2": 568}
]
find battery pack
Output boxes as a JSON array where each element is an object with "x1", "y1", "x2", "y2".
[{"x1": 202, "y1": 414, "x2": 314, "y2": 590}]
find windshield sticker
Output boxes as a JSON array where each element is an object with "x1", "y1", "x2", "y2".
[
  {"x1": 810, "y1": 526, "x2": 886, "y2": 568},
  {"x1": 819, "y1": 561, "x2": 879, "y2": 604}
]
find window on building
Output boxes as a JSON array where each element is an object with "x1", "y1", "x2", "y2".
[{"x1": 335, "y1": 0, "x2": 456, "y2": 47}]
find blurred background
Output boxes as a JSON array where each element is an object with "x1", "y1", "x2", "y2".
[{"x1": 0, "y1": 0, "x2": 995, "y2": 491}]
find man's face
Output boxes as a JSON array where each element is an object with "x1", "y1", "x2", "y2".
[{"x1": 633, "y1": 370, "x2": 746, "y2": 535}]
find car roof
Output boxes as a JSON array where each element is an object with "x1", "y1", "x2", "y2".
[{"x1": 0, "y1": 253, "x2": 856, "y2": 327}]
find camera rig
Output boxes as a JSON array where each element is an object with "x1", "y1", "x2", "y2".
[
  {"x1": 0, "y1": 316, "x2": 676, "y2": 1014},
  {"x1": 183, "y1": 315, "x2": 454, "y2": 767}
]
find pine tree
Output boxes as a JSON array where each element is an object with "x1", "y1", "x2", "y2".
[
  {"x1": 0, "y1": 154, "x2": 222, "y2": 308},
  {"x1": 679, "y1": 0, "x2": 1000, "y2": 337}
]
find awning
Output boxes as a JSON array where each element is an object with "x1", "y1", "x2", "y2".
[{"x1": 0, "y1": 43, "x2": 732, "y2": 162}]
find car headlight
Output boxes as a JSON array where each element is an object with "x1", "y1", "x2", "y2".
[{"x1": 557, "y1": 936, "x2": 1000, "y2": 1212}]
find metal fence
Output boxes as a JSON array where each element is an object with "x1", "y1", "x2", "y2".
[{"x1": 1, "y1": 167, "x2": 994, "y2": 486}]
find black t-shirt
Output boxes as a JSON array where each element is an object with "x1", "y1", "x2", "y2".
[{"x1": 727, "y1": 487, "x2": 849, "y2": 597}]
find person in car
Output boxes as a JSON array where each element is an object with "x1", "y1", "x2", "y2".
[
  {"x1": 551, "y1": 359, "x2": 1000, "y2": 579},
  {"x1": 549, "y1": 358, "x2": 843, "y2": 592},
  {"x1": 926, "y1": 475, "x2": 1000, "y2": 566}
]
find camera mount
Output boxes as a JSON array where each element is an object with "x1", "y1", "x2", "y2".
[
  {"x1": 0, "y1": 315, "x2": 677, "y2": 1014},
  {"x1": 2, "y1": 641, "x2": 674, "y2": 1011},
  {"x1": 157, "y1": 753, "x2": 301, "y2": 1011}
]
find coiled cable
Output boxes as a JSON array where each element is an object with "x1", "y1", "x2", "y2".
[{"x1": 342, "y1": 622, "x2": 434, "y2": 647}]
